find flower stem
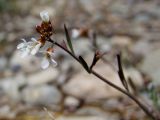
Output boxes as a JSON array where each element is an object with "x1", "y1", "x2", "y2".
[{"x1": 48, "y1": 39, "x2": 159, "y2": 120}]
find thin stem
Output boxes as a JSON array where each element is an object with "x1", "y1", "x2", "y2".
[
  {"x1": 48, "y1": 39, "x2": 81, "y2": 63},
  {"x1": 91, "y1": 70, "x2": 156, "y2": 120},
  {"x1": 48, "y1": 39, "x2": 158, "y2": 120}
]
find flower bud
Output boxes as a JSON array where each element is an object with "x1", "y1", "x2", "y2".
[{"x1": 40, "y1": 11, "x2": 50, "y2": 22}]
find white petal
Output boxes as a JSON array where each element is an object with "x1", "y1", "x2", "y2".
[
  {"x1": 20, "y1": 48, "x2": 30, "y2": 58},
  {"x1": 40, "y1": 11, "x2": 49, "y2": 22},
  {"x1": 17, "y1": 43, "x2": 25, "y2": 49},
  {"x1": 27, "y1": 41, "x2": 34, "y2": 47},
  {"x1": 41, "y1": 57, "x2": 50, "y2": 69},
  {"x1": 21, "y1": 39, "x2": 27, "y2": 43},
  {"x1": 50, "y1": 58, "x2": 57, "y2": 67},
  {"x1": 71, "y1": 29, "x2": 80, "y2": 39},
  {"x1": 31, "y1": 43, "x2": 41, "y2": 55},
  {"x1": 31, "y1": 38, "x2": 37, "y2": 42}
]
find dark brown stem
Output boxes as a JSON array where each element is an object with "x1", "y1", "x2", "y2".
[
  {"x1": 48, "y1": 39, "x2": 158, "y2": 120},
  {"x1": 91, "y1": 70, "x2": 157, "y2": 120}
]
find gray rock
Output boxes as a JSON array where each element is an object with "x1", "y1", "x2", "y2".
[
  {"x1": 0, "y1": 105, "x2": 15, "y2": 119},
  {"x1": 0, "y1": 32, "x2": 5, "y2": 42},
  {"x1": 27, "y1": 67, "x2": 59, "y2": 85},
  {"x1": 57, "y1": 116, "x2": 115, "y2": 120},
  {"x1": 72, "y1": 38, "x2": 92, "y2": 56},
  {"x1": 10, "y1": 51, "x2": 41, "y2": 73},
  {"x1": 111, "y1": 36, "x2": 133, "y2": 48},
  {"x1": 63, "y1": 62, "x2": 124, "y2": 101},
  {"x1": 125, "y1": 68, "x2": 143, "y2": 87},
  {"x1": 141, "y1": 49, "x2": 160, "y2": 84},
  {"x1": 21, "y1": 85, "x2": 62, "y2": 106},
  {"x1": 75, "y1": 107, "x2": 119, "y2": 120},
  {"x1": 64, "y1": 96, "x2": 80, "y2": 111},
  {"x1": 131, "y1": 40, "x2": 154, "y2": 56},
  {"x1": 108, "y1": 1, "x2": 130, "y2": 18},
  {"x1": 79, "y1": 0, "x2": 109, "y2": 15},
  {"x1": 96, "y1": 36, "x2": 111, "y2": 53},
  {"x1": 0, "y1": 56, "x2": 7, "y2": 71},
  {"x1": 0, "y1": 74, "x2": 27, "y2": 101},
  {"x1": 76, "y1": 106, "x2": 108, "y2": 116},
  {"x1": 102, "y1": 98, "x2": 120, "y2": 110}
]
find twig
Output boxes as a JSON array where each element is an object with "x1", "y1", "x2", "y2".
[{"x1": 47, "y1": 38, "x2": 159, "y2": 120}]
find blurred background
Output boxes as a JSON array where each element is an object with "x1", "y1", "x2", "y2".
[{"x1": 0, "y1": 0, "x2": 160, "y2": 120}]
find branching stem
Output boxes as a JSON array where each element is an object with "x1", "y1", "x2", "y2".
[{"x1": 48, "y1": 38, "x2": 159, "y2": 120}]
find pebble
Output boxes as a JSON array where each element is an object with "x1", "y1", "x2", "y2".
[
  {"x1": 0, "y1": 74, "x2": 27, "y2": 101},
  {"x1": 64, "y1": 96, "x2": 80, "y2": 112},
  {"x1": 21, "y1": 85, "x2": 62, "y2": 106},
  {"x1": 75, "y1": 106, "x2": 119, "y2": 120},
  {"x1": 10, "y1": 51, "x2": 41, "y2": 73},
  {"x1": 0, "y1": 56, "x2": 7, "y2": 71},
  {"x1": 57, "y1": 116, "x2": 107, "y2": 120},
  {"x1": 63, "y1": 62, "x2": 124, "y2": 101},
  {"x1": 27, "y1": 67, "x2": 59, "y2": 85},
  {"x1": 111, "y1": 36, "x2": 132, "y2": 48},
  {"x1": 141, "y1": 48, "x2": 160, "y2": 84}
]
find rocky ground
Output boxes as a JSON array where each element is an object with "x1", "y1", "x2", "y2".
[{"x1": 0, "y1": 0, "x2": 160, "y2": 120}]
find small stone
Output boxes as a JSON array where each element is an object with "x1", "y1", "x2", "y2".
[
  {"x1": 64, "y1": 96, "x2": 80, "y2": 111},
  {"x1": 27, "y1": 67, "x2": 59, "y2": 85},
  {"x1": 0, "y1": 56, "x2": 7, "y2": 71},
  {"x1": 141, "y1": 48, "x2": 160, "y2": 84},
  {"x1": 76, "y1": 106, "x2": 107, "y2": 116},
  {"x1": 57, "y1": 116, "x2": 107, "y2": 120},
  {"x1": 96, "y1": 36, "x2": 111, "y2": 53},
  {"x1": 0, "y1": 74, "x2": 27, "y2": 101},
  {"x1": 10, "y1": 51, "x2": 41, "y2": 73},
  {"x1": 102, "y1": 99, "x2": 120, "y2": 110},
  {"x1": 131, "y1": 40, "x2": 153, "y2": 56},
  {"x1": 125, "y1": 68, "x2": 144, "y2": 87},
  {"x1": 21, "y1": 85, "x2": 62, "y2": 106},
  {"x1": 73, "y1": 38, "x2": 92, "y2": 56},
  {"x1": 0, "y1": 105, "x2": 15, "y2": 119},
  {"x1": 7, "y1": 33, "x2": 17, "y2": 42},
  {"x1": 75, "y1": 107, "x2": 119, "y2": 120},
  {"x1": 111, "y1": 36, "x2": 132, "y2": 48},
  {"x1": 0, "y1": 32, "x2": 5, "y2": 42},
  {"x1": 63, "y1": 62, "x2": 124, "y2": 101}
]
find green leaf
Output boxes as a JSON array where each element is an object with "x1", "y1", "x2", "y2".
[
  {"x1": 64, "y1": 24, "x2": 75, "y2": 54},
  {"x1": 79, "y1": 56, "x2": 90, "y2": 73},
  {"x1": 117, "y1": 54, "x2": 129, "y2": 92}
]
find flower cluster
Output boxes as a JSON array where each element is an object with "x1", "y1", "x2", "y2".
[{"x1": 17, "y1": 11, "x2": 57, "y2": 69}]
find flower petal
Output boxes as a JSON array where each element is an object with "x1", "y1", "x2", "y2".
[
  {"x1": 50, "y1": 57, "x2": 57, "y2": 67},
  {"x1": 41, "y1": 57, "x2": 50, "y2": 69},
  {"x1": 40, "y1": 11, "x2": 49, "y2": 22},
  {"x1": 20, "y1": 48, "x2": 30, "y2": 58},
  {"x1": 31, "y1": 43, "x2": 41, "y2": 55},
  {"x1": 17, "y1": 43, "x2": 25, "y2": 49},
  {"x1": 21, "y1": 39, "x2": 27, "y2": 43},
  {"x1": 31, "y1": 38, "x2": 37, "y2": 42}
]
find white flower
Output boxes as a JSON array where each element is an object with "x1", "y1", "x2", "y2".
[
  {"x1": 40, "y1": 11, "x2": 50, "y2": 22},
  {"x1": 40, "y1": 48, "x2": 57, "y2": 69},
  {"x1": 17, "y1": 38, "x2": 43, "y2": 57},
  {"x1": 71, "y1": 29, "x2": 80, "y2": 39}
]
